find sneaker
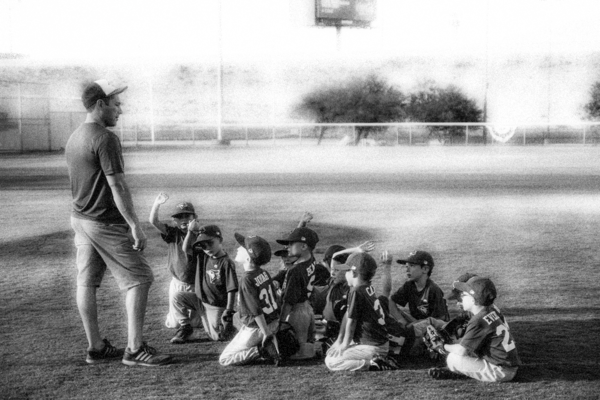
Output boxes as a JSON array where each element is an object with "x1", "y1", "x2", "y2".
[
  {"x1": 428, "y1": 367, "x2": 467, "y2": 380},
  {"x1": 122, "y1": 342, "x2": 172, "y2": 367},
  {"x1": 369, "y1": 356, "x2": 400, "y2": 371},
  {"x1": 170, "y1": 324, "x2": 193, "y2": 344},
  {"x1": 86, "y1": 339, "x2": 124, "y2": 364}
]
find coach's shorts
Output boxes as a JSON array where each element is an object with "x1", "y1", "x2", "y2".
[{"x1": 71, "y1": 216, "x2": 154, "y2": 290}]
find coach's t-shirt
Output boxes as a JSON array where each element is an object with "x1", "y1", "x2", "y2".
[
  {"x1": 194, "y1": 250, "x2": 238, "y2": 308},
  {"x1": 239, "y1": 268, "x2": 279, "y2": 328},
  {"x1": 65, "y1": 122, "x2": 126, "y2": 224},
  {"x1": 161, "y1": 225, "x2": 196, "y2": 285},
  {"x1": 347, "y1": 283, "x2": 388, "y2": 346},
  {"x1": 460, "y1": 307, "x2": 522, "y2": 368},
  {"x1": 390, "y1": 279, "x2": 448, "y2": 321},
  {"x1": 281, "y1": 257, "x2": 316, "y2": 306}
]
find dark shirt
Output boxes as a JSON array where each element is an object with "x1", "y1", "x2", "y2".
[
  {"x1": 347, "y1": 284, "x2": 388, "y2": 346},
  {"x1": 281, "y1": 257, "x2": 316, "y2": 305},
  {"x1": 390, "y1": 278, "x2": 449, "y2": 321},
  {"x1": 161, "y1": 225, "x2": 196, "y2": 285},
  {"x1": 65, "y1": 122, "x2": 126, "y2": 224},
  {"x1": 239, "y1": 268, "x2": 279, "y2": 328},
  {"x1": 193, "y1": 250, "x2": 238, "y2": 308}
]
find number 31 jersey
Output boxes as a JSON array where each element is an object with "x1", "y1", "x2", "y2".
[
  {"x1": 460, "y1": 307, "x2": 522, "y2": 367},
  {"x1": 239, "y1": 268, "x2": 279, "y2": 328}
]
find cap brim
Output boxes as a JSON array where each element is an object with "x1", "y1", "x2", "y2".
[
  {"x1": 107, "y1": 86, "x2": 127, "y2": 96},
  {"x1": 445, "y1": 290, "x2": 461, "y2": 301},
  {"x1": 334, "y1": 263, "x2": 352, "y2": 272},
  {"x1": 453, "y1": 281, "x2": 471, "y2": 293},
  {"x1": 194, "y1": 233, "x2": 216, "y2": 244},
  {"x1": 396, "y1": 259, "x2": 408, "y2": 264},
  {"x1": 274, "y1": 249, "x2": 288, "y2": 257},
  {"x1": 234, "y1": 233, "x2": 246, "y2": 248},
  {"x1": 276, "y1": 239, "x2": 291, "y2": 245}
]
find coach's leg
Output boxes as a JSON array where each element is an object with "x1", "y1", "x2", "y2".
[
  {"x1": 77, "y1": 286, "x2": 104, "y2": 350},
  {"x1": 126, "y1": 282, "x2": 151, "y2": 351}
]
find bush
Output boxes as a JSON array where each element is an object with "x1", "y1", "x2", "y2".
[{"x1": 583, "y1": 82, "x2": 600, "y2": 120}]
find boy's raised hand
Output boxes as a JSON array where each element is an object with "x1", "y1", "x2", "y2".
[
  {"x1": 300, "y1": 211, "x2": 313, "y2": 224},
  {"x1": 358, "y1": 241, "x2": 375, "y2": 253},
  {"x1": 155, "y1": 192, "x2": 169, "y2": 205},
  {"x1": 188, "y1": 219, "x2": 200, "y2": 233},
  {"x1": 380, "y1": 250, "x2": 393, "y2": 264}
]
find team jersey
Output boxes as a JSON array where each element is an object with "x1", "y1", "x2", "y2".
[
  {"x1": 238, "y1": 268, "x2": 279, "y2": 328},
  {"x1": 390, "y1": 278, "x2": 449, "y2": 321},
  {"x1": 161, "y1": 225, "x2": 196, "y2": 285},
  {"x1": 322, "y1": 278, "x2": 350, "y2": 322},
  {"x1": 193, "y1": 250, "x2": 238, "y2": 308},
  {"x1": 281, "y1": 257, "x2": 317, "y2": 306},
  {"x1": 65, "y1": 123, "x2": 126, "y2": 224},
  {"x1": 347, "y1": 284, "x2": 388, "y2": 346},
  {"x1": 460, "y1": 307, "x2": 522, "y2": 368}
]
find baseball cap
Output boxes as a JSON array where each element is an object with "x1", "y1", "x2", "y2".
[
  {"x1": 453, "y1": 276, "x2": 497, "y2": 306},
  {"x1": 193, "y1": 224, "x2": 222, "y2": 243},
  {"x1": 82, "y1": 79, "x2": 128, "y2": 109},
  {"x1": 323, "y1": 245, "x2": 347, "y2": 265},
  {"x1": 274, "y1": 249, "x2": 289, "y2": 257},
  {"x1": 344, "y1": 252, "x2": 378, "y2": 280},
  {"x1": 170, "y1": 202, "x2": 196, "y2": 218},
  {"x1": 446, "y1": 272, "x2": 478, "y2": 301},
  {"x1": 276, "y1": 227, "x2": 319, "y2": 249},
  {"x1": 235, "y1": 233, "x2": 272, "y2": 266},
  {"x1": 397, "y1": 250, "x2": 435, "y2": 268}
]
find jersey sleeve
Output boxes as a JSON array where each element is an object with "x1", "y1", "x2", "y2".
[
  {"x1": 459, "y1": 317, "x2": 488, "y2": 354},
  {"x1": 428, "y1": 285, "x2": 449, "y2": 320},
  {"x1": 346, "y1": 288, "x2": 361, "y2": 320},
  {"x1": 390, "y1": 284, "x2": 408, "y2": 307},
  {"x1": 161, "y1": 225, "x2": 178, "y2": 244},
  {"x1": 96, "y1": 133, "x2": 124, "y2": 176},
  {"x1": 240, "y1": 275, "x2": 262, "y2": 317},
  {"x1": 224, "y1": 258, "x2": 239, "y2": 293},
  {"x1": 282, "y1": 267, "x2": 302, "y2": 305}
]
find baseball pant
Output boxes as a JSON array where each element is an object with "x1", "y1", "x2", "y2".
[
  {"x1": 446, "y1": 353, "x2": 518, "y2": 382},
  {"x1": 164, "y1": 277, "x2": 203, "y2": 329},
  {"x1": 219, "y1": 319, "x2": 279, "y2": 366},
  {"x1": 286, "y1": 301, "x2": 315, "y2": 360},
  {"x1": 199, "y1": 302, "x2": 225, "y2": 341},
  {"x1": 325, "y1": 342, "x2": 389, "y2": 371}
]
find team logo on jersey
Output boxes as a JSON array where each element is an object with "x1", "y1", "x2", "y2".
[{"x1": 207, "y1": 269, "x2": 222, "y2": 284}]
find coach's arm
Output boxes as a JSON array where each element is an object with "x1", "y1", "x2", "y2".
[{"x1": 106, "y1": 172, "x2": 147, "y2": 251}]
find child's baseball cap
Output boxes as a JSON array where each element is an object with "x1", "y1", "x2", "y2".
[
  {"x1": 446, "y1": 272, "x2": 478, "y2": 301},
  {"x1": 344, "y1": 252, "x2": 378, "y2": 280},
  {"x1": 234, "y1": 233, "x2": 271, "y2": 266},
  {"x1": 274, "y1": 249, "x2": 289, "y2": 257},
  {"x1": 194, "y1": 224, "x2": 222, "y2": 243},
  {"x1": 276, "y1": 227, "x2": 319, "y2": 249},
  {"x1": 323, "y1": 245, "x2": 347, "y2": 265},
  {"x1": 397, "y1": 250, "x2": 435, "y2": 268},
  {"x1": 82, "y1": 79, "x2": 128, "y2": 109},
  {"x1": 170, "y1": 202, "x2": 196, "y2": 218},
  {"x1": 453, "y1": 276, "x2": 497, "y2": 306}
]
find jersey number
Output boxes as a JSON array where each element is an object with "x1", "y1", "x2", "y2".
[
  {"x1": 496, "y1": 323, "x2": 516, "y2": 352},
  {"x1": 373, "y1": 299, "x2": 386, "y2": 326},
  {"x1": 260, "y1": 286, "x2": 278, "y2": 314}
]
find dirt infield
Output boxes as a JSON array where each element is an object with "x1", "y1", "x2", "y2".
[{"x1": 1, "y1": 145, "x2": 600, "y2": 399}]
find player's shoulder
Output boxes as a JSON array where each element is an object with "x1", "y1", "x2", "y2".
[{"x1": 426, "y1": 279, "x2": 445, "y2": 294}]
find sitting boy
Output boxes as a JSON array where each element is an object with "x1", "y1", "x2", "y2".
[
  {"x1": 219, "y1": 233, "x2": 279, "y2": 366},
  {"x1": 428, "y1": 276, "x2": 521, "y2": 382},
  {"x1": 324, "y1": 252, "x2": 398, "y2": 371},
  {"x1": 148, "y1": 192, "x2": 202, "y2": 344},
  {"x1": 183, "y1": 222, "x2": 239, "y2": 341}
]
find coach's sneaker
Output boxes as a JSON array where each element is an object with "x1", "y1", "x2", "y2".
[
  {"x1": 122, "y1": 342, "x2": 172, "y2": 367},
  {"x1": 170, "y1": 324, "x2": 193, "y2": 344},
  {"x1": 428, "y1": 367, "x2": 468, "y2": 380},
  {"x1": 368, "y1": 356, "x2": 400, "y2": 371},
  {"x1": 86, "y1": 338, "x2": 124, "y2": 364}
]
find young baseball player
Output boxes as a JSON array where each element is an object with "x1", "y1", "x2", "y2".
[
  {"x1": 324, "y1": 252, "x2": 398, "y2": 371},
  {"x1": 149, "y1": 193, "x2": 202, "y2": 344},
  {"x1": 183, "y1": 222, "x2": 239, "y2": 341},
  {"x1": 219, "y1": 233, "x2": 280, "y2": 366},
  {"x1": 276, "y1": 227, "x2": 320, "y2": 360},
  {"x1": 381, "y1": 250, "x2": 449, "y2": 358},
  {"x1": 428, "y1": 276, "x2": 521, "y2": 382}
]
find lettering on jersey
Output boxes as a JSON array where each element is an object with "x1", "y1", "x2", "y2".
[
  {"x1": 307, "y1": 263, "x2": 316, "y2": 276},
  {"x1": 254, "y1": 272, "x2": 269, "y2": 287},
  {"x1": 483, "y1": 311, "x2": 500, "y2": 325},
  {"x1": 366, "y1": 285, "x2": 376, "y2": 297}
]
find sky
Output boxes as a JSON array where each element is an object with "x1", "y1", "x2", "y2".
[{"x1": 1, "y1": 0, "x2": 599, "y2": 63}]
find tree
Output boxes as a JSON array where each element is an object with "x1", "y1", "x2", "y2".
[
  {"x1": 405, "y1": 82, "x2": 482, "y2": 143},
  {"x1": 584, "y1": 82, "x2": 600, "y2": 120},
  {"x1": 296, "y1": 75, "x2": 406, "y2": 144}
]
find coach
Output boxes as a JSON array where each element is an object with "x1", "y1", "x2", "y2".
[{"x1": 65, "y1": 80, "x2": 170, "y2": 366}]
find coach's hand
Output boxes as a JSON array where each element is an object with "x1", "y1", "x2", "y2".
[{"x1": 132, "y1": 224, "x2": 147, "y2": 251}]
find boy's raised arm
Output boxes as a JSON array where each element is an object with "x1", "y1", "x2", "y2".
[{"x1": 149, "y1": 192, "x2": 169, "y2": 235}]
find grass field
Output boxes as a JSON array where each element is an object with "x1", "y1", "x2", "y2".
[{"x1": 1, "y1": 144, "x2": 599, "y2": 399}]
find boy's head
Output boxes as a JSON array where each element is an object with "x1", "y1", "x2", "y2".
[
  {"x1": 322, "y1": 244, "x2": 347, "y2": 269},
  {"x1": 170, "y1": 202, "x2": 197, "y2": 232},
  {"x1": 193, "y1": 224, "x2": 223, "y2": 257},
  {"x1": 453, "y1": 276, "x2": 497, "y2": 307},
  {"x1": 234, "y1": 233, "x2": 271, "y2": 270},
  {"x1": 276, "y1": 227, "x2": 319, "y2": 257},
  {"x1": 342, "y1": 252, "x2": 378, "y2": 286},
  {"x1": 446, "y1": 272, "x2": 478, "y2": 301},
  {"x1": 397, "y1": 250, "x2": 434, "y2": 280}
]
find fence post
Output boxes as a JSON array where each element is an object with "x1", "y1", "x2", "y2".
[
  {"x1": 465, "y1": 125, "x2": 469, "y2": 145},
  {"x1": 523, "y1": 127, "x2": 526, "y2": 145},
  {"x1": 583, "y1": 125, "x2": 586, "y2": 145},
  {"x1": 409, "y1": 125, "x2": 412, "y2": 146},
  {"x1": 191, "y1": 125, "x2": 195, "y2": 145},
  {"x1": 272, "y1": 125, "x2": 276, "y2": 144},
  {"x1": 17, "y1": 83, "x2": 23, "y2": 152},
  {"x1": 245, "y1": 126, "x2": 249, "y2": 146},
  {"x1": 299, "y1": 127, "x2": 302, "y2": 143},
  {"x1": 396, "y1": 126, "x2": 399, "y2": 145}
]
